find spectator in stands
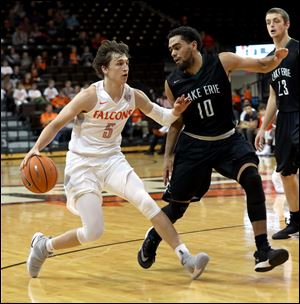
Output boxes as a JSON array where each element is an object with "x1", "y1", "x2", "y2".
[
  {"x1": 200, "y1": 30, "x2": 218, "y2": 53},
  {"x1": 32, "y1": 55, "x2": 47, "y2": 75},
  {"x1": 242, "y1": 83, "x2": 252, "y2": 104},
  {"x1": 1, "y1": 75, "x2": 15, "y2": 113},
  {"x1": 145, "y1": 122, "x2": 168, "y2": 155},
  {"x1": 232, "y1": 88, "x2": 242, "y2": 113},
  {"x1": 40, "y1": 103, "x2": 72, "y2": 146},
  {"x1": 13, "y1": 81, "x2": 28, "y2": 110},
  {"x1": 81, "y1": 46, "x2": 94, "y2": 67},
  {"x1": 28, "y1": 82, "x2": 46, "y2": 105},
  {"x1": 69, "y1": 46, "x2": 80, "y2": 65},
  {"x1": 50, "y1": 89, "x2": 71, "y2": 112},
  {"x1": 65, "y1": 12, "x2": 80, "y2": 32},
  {"x1": 180, "y1": 15, "x2": 189, "y2": 26},
  {"x1": 5, "y1": 46, "x2": 21, "y2": 67},
  {"x1": 129, "y1": 108, "x2": 149, "y2": 141},
  {"x1": 77, "y1": 31, "x2": 90, "y2": 49},
  {"x1": 40, "y1": 103, "x2": 57, "y2": 128},
  {"x1": 156, "y1": 91, "x2": 172, "y2": 109},
  {"x1": 1, "y1": 60, "x2": 13, "y2": 77},
  {"x1": 53, "y1": 9, "x2": 67, "y2": 36},
  {"x1": 10, "y1": 65, "x2": 22, "y2": 87},
  {"x1": 21, "y1": 72, "x2": 34, "y2": 91},
  {"x1": 51, "y1": 51, "x2": 65, "y2": 67},
  {"x1": 61, "y1": 80, "x2": 75, "y2": 100},
  {"x1": 20, "y1": 51, "x2": 32, "y2": 70},
  {"x1": 46, "y1": 20, "x2": 58, "y2": 41},
  {"x1": 91, "y1": 32, "x2": 107, "y2": 51},
  {"x1": 43, "y1": 79, "x2": 59, "y2": 102},
  {"x1": 29, "y1": 23, "x2": 49, "y2": 44},
  {"x1": 237, "y1": 101, "x2": 258, "y2": 147},
  {"x1": 144, "y1": 92, "x2": 171, "y2": 154},
  {"x1": 3, "y1": 19, "x2": 14, "y2": 40},
  {"x1": 30, "y1": 67, "x2": 41, "y2": 83},
  {"x1": 12, "y1": 25, "x2": 28, "y2": 46},
  {"x1": 74, "y1": 84, "x2": 82, "y2": 94},
  {"x1": 41, "y1": 51, "x2": 50, "y2": 66},
  {"x1": 1, "y1": 88, "x2": 6, "y2": 108}
]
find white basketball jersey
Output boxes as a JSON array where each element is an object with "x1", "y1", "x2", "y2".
[{"x1": 68, "y1": 80, "x2": 135, "y2": 156}]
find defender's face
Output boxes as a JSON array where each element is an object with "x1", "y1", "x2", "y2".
[
  {"x1": 103, "y1": 53, "x2": 129, "y2": 84},
  {"x1": 266, "y1": 13, "x2": 289, "y2": 39},
  {"x1": 168, "y1": 35, "x2": 195, "y2": 70}
]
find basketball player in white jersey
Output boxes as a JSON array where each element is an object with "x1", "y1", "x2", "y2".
[{"x1": 20, "y1": 40, "x2": 209, "y2": 280}]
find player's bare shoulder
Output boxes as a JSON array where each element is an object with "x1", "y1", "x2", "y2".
[
  {"x1": 133, "y1": 88, "x2": 150, "y2": 110},
  {"x1": 71, "y1": 84, "x2": 98, "y2": 113}
]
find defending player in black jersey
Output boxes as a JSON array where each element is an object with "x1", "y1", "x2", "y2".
[
  {"x1": 255, "y1": 8, "x2": 299, "y2": 239},
  {"x1": 137, "y1": 25, "x2": 290, "y2": 273}
]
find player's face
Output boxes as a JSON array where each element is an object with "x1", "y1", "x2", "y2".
[
  {"x1": 265, "y1": 13, "x2": 289, "y2": 40},
  {"x1": 168, "y1": 36, "x2": 195, "y2": 70},
  {"x1": 104, "y1": 53, "x2": 129, "y2": 84}
]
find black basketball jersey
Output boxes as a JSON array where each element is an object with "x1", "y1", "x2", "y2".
[
  {"x1": 167, "y1": 53, "x2": 235, "y2": 136},
  {"x1": 267, "y1": 39, "x2": 299, "y2": 112}
]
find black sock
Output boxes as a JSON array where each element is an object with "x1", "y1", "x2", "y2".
[
  {"x1": 290, "y1": 211, "x2": 300, "y2": 224},
  {"x1": 255, "y1": 234, "x2": 270, "y2": 251}
]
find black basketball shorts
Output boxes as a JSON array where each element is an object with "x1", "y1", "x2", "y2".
[
  {"x1": 163, "y1": 131, "x2": 258, "y2": 203},
  {"x1": 275, "y1": 111, "x2": 299, "y2": 176}
]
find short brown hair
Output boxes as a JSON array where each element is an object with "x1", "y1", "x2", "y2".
[
  {"x1": 92, "y1": 40, "x2": 130, "y2": 78},
  {"x1": 266, "y1": 8, "x2": 290, "y2": 23}
]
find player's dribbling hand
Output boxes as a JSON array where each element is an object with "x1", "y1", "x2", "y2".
[
  {"x1": 20, "y1": 148, "x2": 41, "y2": 170},
  {"x1": 173, "y1": 94, "x2": 191, "y2": 116}
]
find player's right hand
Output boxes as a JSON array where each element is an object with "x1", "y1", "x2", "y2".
[
  {"x1": 254, "y1": 129, "x2": 265, "y2": 151},
  {"x1": 163, "y1": 154, "x2": 175, "y2": 186},
  {"x1": 20, "y1": 148, "x2": 41, "y2": 170}
]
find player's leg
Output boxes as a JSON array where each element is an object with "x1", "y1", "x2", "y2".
[
  {"x1": 137, "y1": 134, "x2": 212, "y2": 269},
  {"x1": 272, "y1": 112, "x2": 299, "y2": 239},
  {"x1": 237, "y1": 163, "x2": 289, "y2": 271},
  {"x1": 273, "y1": 173, "x2": 299, "y2": 239},
  {"x1": 27, "y1": 192, "x2": 104, "y2": 278},
  {"x1": 119, "y1": 170, "x2": 209, "y2": 279},
  {"x1": 216, "y1": 132, "x2": 289, "y2": 272}
]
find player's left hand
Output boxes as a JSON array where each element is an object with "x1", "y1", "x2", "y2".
[{"x1": 173, "y1": 95, "x2": 191, "y2": 116}]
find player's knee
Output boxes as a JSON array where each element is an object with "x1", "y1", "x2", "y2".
[
  {"x1": 77, "y1": 223, "x2": 104, "y2": 243},
  {"x1": 131, "y1": 189, "x2": 161, "y2": 219},
  {"x1": 161, "y1": 202, "x2": 189, "y2": 223},
  {"x1": 239, "y1": 166, "x2": 266, "y2": 222},
  {"x1": 239, "y1": 166, "x2": 265, "y2": 202}
]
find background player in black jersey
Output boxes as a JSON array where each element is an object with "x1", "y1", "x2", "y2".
[
  {"x1": 137, "y1": 26, "x2": 290, "y2": 273},
  {"x1": 255, "y1": 8, "x2": 299, "y2": 239}
]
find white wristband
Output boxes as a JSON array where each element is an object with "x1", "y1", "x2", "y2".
[{"x1": 146, "y1": 103, "x2": 178, "y2": 126}]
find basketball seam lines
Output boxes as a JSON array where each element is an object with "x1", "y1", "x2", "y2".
[
  {"x1": 36, "y1": 155, "x2": 49, "y2": 192},
  {"x1": 28, "y1": 156, "x2": 43, "y2": 193}
]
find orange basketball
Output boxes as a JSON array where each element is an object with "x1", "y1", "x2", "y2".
[{"x1": 21, "y1": 155, "x2": 58, "y2": 193}]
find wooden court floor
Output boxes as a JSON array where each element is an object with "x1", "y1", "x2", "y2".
[{"x1": 1, "y1": 153, "x2": 299, "y2": 303}]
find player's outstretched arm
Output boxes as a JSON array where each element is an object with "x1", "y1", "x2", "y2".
[
  {"x1": 134, "y1": 89, "x2": 190, "y2": 126},
  {"x1": 220, "y1": 48, "x2": 288, "y2": 74}
]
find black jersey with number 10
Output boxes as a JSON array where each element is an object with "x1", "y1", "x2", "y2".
[{"x1": 167, "y1": 53, "x2": 235, "y2": 137}]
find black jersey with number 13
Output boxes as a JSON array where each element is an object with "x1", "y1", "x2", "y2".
[{"x1": 267, "y1": 38, "x2": 299, "y2": 112}]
